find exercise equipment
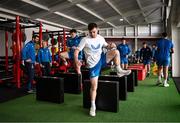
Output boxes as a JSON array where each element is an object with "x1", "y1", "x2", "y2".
[
  {"x1": 83, "y1": 80, "x2": 119, "y2": 112},
  {"x1": 110, "y1": 71, "x2": 135, "y2": 92},
  {"x1": 53, "y1": 72, "x2": 82, "y2": 94},
  {"x1": 0, "y1": 16, "x2": 43, "y2": 88},
  {"x1": 99, "y1": 75, "x2": 127, "y2": 100},
  {"x1": 35, "y1": 76, "x2": 64, "y2": 103}
]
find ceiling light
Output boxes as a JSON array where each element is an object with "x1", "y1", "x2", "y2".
[{"x1": 120, "y1": 18, "x2": 124, "y2": 21}]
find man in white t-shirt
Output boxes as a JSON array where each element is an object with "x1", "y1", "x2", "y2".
[{"x1": 74, "y1": 23, "x2": 131, "y2": 117}]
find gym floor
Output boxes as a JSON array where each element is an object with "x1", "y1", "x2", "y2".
[{"x1": 0, "y1": 73, "x2": 179, "y2": 122}]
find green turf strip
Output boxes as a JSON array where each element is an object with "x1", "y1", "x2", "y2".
[{"x1": 0, "y1": 75, "x2": 180, "y2": 122}]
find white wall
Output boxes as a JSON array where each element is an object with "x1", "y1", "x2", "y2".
[
  {"x1": 0, "y1": 30, "x2": 13, "y2": 56},
  {"x1": 171, "y1": 25, "x2": 180, "y2": 77}
]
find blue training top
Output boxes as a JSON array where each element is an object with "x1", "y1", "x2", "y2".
[
  {"x1": 67, "y1": 35, "x2": 83, "y2": 60},
  {"x1": 117, "y1": 43, "x2": 131, "y2": 57},
  {"x1": 21, "y1": 41, "x2": 36, "y2": 63},
  {"x1": 156, "y1": 38, "x2": 174, "y2": 60},
  {"x1": 37, "y1": 47, "x2": 52, "y2": 63}
]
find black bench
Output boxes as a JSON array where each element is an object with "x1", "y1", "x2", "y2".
[
  {"x1": 99, "y1": 75, "x2": 127, "y2": 100},
  {"x1": 53, "y1": 72, "x2": 82, "y2": 94},
  {"x1": 110, "y1": 71, "x2": 135, "y2": 92},
  {"x1": 83, "y1": 80, "x2": 119, "y2": 112},
  {"x1": 35, "y1": 76, "x2": 64, "y2": 103}
]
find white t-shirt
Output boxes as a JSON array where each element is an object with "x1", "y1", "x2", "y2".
[{"x1": 77, "y1": 34, "x2": 108, "y2": 68}]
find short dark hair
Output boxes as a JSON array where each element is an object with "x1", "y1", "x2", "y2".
[
  {"x1": 152, "y1": 44, "x2": 156, "y2": 46},
  {"x1": 162, "y1": 32, "x2": 167, "y2": 37},
  {"x1": 32, "y1": 35, "x2": 39, "y2": 39},
  {"x1": 70, "y1": 29, "x2": 77, "y2": 33},
  {"x1": 88, "y1": 23, "x2": 97, "y2": 31},
  {"x1": 143, "y1": 42, "x2": 146, "y2": 45}
]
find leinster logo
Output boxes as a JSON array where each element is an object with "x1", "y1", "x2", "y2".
[{"x1": 91, "y1": 44, "x2": 100, "y2": 50}]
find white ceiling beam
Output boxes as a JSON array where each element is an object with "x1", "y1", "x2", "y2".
[
  {"x1": 142, "y1": 2, "x2": 165, "y2": 11},
  {"x1": 21, "y1": 0, "x2": 88, "y2": 26},
  {"x1": 54, "y1": 11, "x2": 88, "y2": 26},
  {"x1": 75, "y1": 4, "x2": 104, "y2": 21},
  {"x1": 36, "y1": 18, "x2": 72, "y2": 29},
  {"x1": 105, "y1": 0, "x2": 133, "y2": 25},
  {"x1": 0, "y1": 7, "x2": 30, "y2": 18},
  {"x1": 0, "y1": 13, "x2": 15, "y2": 20},
  {"x1": 30, "y1": 0, "x2": 87, "y2": 18},
  {"x1": 136, "y1": 0, "x2": 148, "y2": 23},
  {"x1": 74, "y1": 3, "x2": 115, "y2": 28},
  {"x1": 20, "y1": 0, "x2": 50, "y2": 11}
]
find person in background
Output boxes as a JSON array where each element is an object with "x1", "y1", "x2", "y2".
[
  {"x1": 135, "y1": 48, "x2": 141, "y2": 63},
  {"x1": 151, "y1": 44, "x2": 157, "y2": 63},
  {"x1": 60, "y1": 29, "x2": 83, "y2": 66},
  {"x1": 74, "y1": 23, "x2": 131, "y2": 117},
  {"x1": 155, "y1": 32, "x2": 174, "y2": 87},
  {"x1": 37, "y1": 40, "x2": 52, "y2": 76},
  {"x1": 117, "y1": 38, "x2": 131, "y2": 69},
  {"x1": 21, "y1": 35, "x2": 39, "y2": 93},
  {"x1": 140, "y1": 42, "x2": 152, "y2": 77}
]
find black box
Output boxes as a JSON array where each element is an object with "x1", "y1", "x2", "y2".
[
  {"x1": 83, "y1": 80, "x2": 119, "y2": 112},
  {"x1": 36, "y1": 76, "x2": 64, "y2": 103},
  {"x1": 53, "y1": 72, "x2": 82, "y2": 94},
  {"x1": 110, "y1": 71, "x2": 135, "y2": 92},
  {"x1": 99, "y1": 75, "x2": 127, "y2": 100}
]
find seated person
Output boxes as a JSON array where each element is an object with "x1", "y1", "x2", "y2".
[{"x1": 60, "y1": 29, "x2": 83, "y2": 66}]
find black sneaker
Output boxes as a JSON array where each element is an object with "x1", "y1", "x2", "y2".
[{"x1": 146, "y1": 73, "x2": 150, "y2": 77}]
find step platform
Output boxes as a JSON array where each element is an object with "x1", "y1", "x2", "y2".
[
  {"x1": 53, "y1": 72, "x2": 82, "y2": 94},
  {"x1": 35, "y1": 76, "x2": 64, "y2": 103},
  {"x1": 110, "y1": 71, "x2": 135, "y2": 92},
  {"x1": 83, "y1": 80, "x2": 119, "y2": 112}
]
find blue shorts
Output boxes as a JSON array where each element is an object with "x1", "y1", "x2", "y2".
[
  {"x1": 120, "y1": 57, "x2": 128, "y2": 64},
  {"x1": 89, "y1": 53, "x2": 107, "y2": 78},
  {"x1": 157, "y1": 58, "x2": 170, "y2": 67},
  {"x1": 143, "y1": 59, "x2": 151, "y2": 65}
]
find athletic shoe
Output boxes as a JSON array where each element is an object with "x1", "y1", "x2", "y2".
[
  {"x1": 163, "y1": 83, "x2": 169, "y2": 87},
  {"x1": 89, "y1": 107, "x2": 96, "y2": 117},
  {"x1": 155, "y1": 81, "x2": 162, "y2": 86},
  {"x1": 117, "y1": 70, "x2": 131, "y2": 77},
  {"x1": 146, "y1": 73, "x2": 150, "y2": 77},
  {"x1": 27, "y1": 90, "x2": 34, "y2": 94}
]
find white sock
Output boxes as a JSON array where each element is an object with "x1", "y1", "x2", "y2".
[
  {"x1": 164, "y1": 79, "x2": 167, "y2": 84},
  {"x1": 116, "y1": 65, "x2": 123, "y2": 73},
  {"x1": 91, "y1": 101, "x2": 96, "y2": 109},
  {"x1": 64, "y1": 61, "x2": 68, "y2": 66},
  {"x1": 158, "y1": 76, "x2": 161, "y2": 82}
]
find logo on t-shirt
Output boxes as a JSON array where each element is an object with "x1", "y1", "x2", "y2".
[{"x1": 91, "y1": 44, "x2": 100, "y2": 50}]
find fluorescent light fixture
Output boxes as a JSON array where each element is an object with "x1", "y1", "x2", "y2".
[
  {"x1": 120, "y1": 18, "x2": 124, "y2": 21},
  {"x1": 20, "y1": 0, "x2": 50, "y2": 11},
  {"x1": 94, "y1": 0, "x2": 101, "y2": 2},
  {"x1": 36, "y1": 18, "x2": 72, "y2": 29},
  {"x1": 54, "y1": 11, "x2": 88, "y2": 26}
]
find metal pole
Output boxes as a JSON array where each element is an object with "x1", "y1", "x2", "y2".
[
  {"x1": 58, "y1": 33, "x2": 61, "y2": 63},
  {"x1": 5, "y1": 31, "x2": 8, "y2": 74},
  {"x1": 16, "y1": 16, "x2": 21, "y2": 88},
  {"x1": 39, "y1": 22, "x2": 42, "y2": 48},
  {"x1": 51, "y1": 35, "x2": 54, "y2": 62},
  {"x1": 63, "y1": 28, "x2": 66, "y2": 51}
]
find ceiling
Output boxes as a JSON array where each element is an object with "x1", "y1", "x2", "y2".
[{"x1": 0, "y1": 0, "x2": 166, "y2": 30}]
